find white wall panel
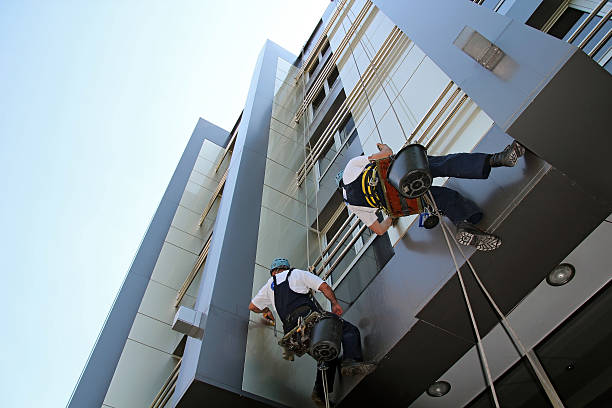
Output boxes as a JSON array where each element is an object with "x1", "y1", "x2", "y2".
[
  {"x1": 193, "y1": 155, "x2": 228, "y2": 181},
  {"x1": 198, "y1": 139, "x2": 224, "y2": 164},
  {"x1": 264, "y1": 158, "x2": 308, "y2": 204},
  {"x1": 386, "y1": 42, "x2": 424, "y2": 103},
  {"x1": 395, "y1": 57, "x2": 450, "y2": 126},
  {"x1": 150, "y1": 242, "x2": 198, "y2": 292},
  {"x1": 128, "y1": 313, "x2": 184, "y2": 355},
  {"x1": 103, "y1": 340, "x2": 178, "y2": 408},
  {"x1": 271, "y1": 117, "x2": 301, "y2": 142},
  {"x1": 268, "y1": 128, "x2": 303, "y2": 172},
  {"x1": 188, "y1": 169, "x2": 219, "y2": 193},
  {"x1": 261, "y1": 186, "x2": 308, "y2": 227},
  {"x1": 139, "y1": 279, "x2": 195, "y2": 325},
  {"x1": 256, "y1": 206, "x2": 308, "y2": 271},
  {"x1": 170, "y1": 205, "x2": 210, "y2": 240},
  {"x1": 165, "y1": 226, "x2": 204, "y2": 255},
  {"x1": 179, "y1": 180, "x2": 215, "y2": 215}
]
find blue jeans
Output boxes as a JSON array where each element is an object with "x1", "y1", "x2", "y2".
[{"x1": 427, "y1": 153, "x2": 491, "y2": 225}]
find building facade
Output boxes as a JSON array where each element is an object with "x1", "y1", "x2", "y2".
[{"x1": 68, "y1": 1, "x2": 612, "y2": 407}]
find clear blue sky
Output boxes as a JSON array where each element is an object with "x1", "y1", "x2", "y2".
[{"x1": 0, "y1": 1, "x2": 330, "y2": 406}]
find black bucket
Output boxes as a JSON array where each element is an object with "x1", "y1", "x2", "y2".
[
  {"x1": 310, "y1": 315, "x2": 343, "y2": 362},
  {"x1": 387, "y1": 144, "x2": 432, "y2": 198}
]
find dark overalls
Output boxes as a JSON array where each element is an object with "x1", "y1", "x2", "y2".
[
  {"x1": 273, "y1": 269, "x2": 363, "y2": 398},
  {"x1": 343, "y1": 153, "x2": 491, "y2": 225}
]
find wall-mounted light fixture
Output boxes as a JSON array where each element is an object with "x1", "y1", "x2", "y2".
[
  {"x1": 454, "y1": 26, "x2": 505, "y2": 71},
  {"x1": 427, "y1": 380, "x2": 451, "y2": 397},
  {"x1": 546, "y1": 263, "x2": 576, "y2": 286}
]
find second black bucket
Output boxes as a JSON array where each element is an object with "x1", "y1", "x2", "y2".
[
  {"x1": 387, "y1": 144, "x2": 432, "y2": 198},
  {"x1": 310, "y1": 315, "x2": 343, "y2": 362}
]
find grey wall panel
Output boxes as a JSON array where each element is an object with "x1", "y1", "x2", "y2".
[
  {"x1": 332, "y1": 120, "x2": 612, "y2": 405},
  {"x1": 372, "y1": 0, "x2": 612, "y2": 206},
  {"x1": 193, "y1": 117, "x2": 232, "y2": 147},
  {"x1": 174, "y1": 41, "x2": 299, "y2": 406},
  {"x1": 67, "y1": 120, "x2": 225, "y2": 408},
  {"x1": 372, "y1": 0, "x2": 576, "y2": 131},
  {"x1": 507, "y1": 51, "x2": 612, "y2": 205}
]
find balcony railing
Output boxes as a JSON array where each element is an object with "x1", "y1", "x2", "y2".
[
  {"x1": 294, "y1": 0, "x2": 374, "y2": 123},
  {"x1": 295, "y1": 0, "x2": 349, "y2": 83},
  {"x1": 174, "y1": 233, "x2": 212, "y2": 307},
  {"x1": 296, "y1": 27, "x2": 407, "y2": 186}
]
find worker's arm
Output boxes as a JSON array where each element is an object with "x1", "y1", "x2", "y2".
[
  {"x1": 368, "y1": 216, "x2": 394, "y2": 236},
  {"x1": 249, "y1": 302, "x2": 275, "y2": 322},
  {"x1": 317, "y1": 282, "x2": 343, "y2": 316},
  {"x1": 368, "y1": 143, "x2": 393, "y2": 161}
]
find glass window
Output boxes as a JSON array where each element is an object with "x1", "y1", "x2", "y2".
[
  {"x1": 311, "y1": 87, "x2": 326, "y2": 113},
  {"x1": 551, "y1": 5, "x2": 612, "y2": 62},
  {"x1": 308, "y1": 56, "x2": 320, "y2": 77},
  {"x1": 321, "y1": 40, "x2": 330, "y2": 57},
  {"x1": 331, "y1": 225, "x2": 394, "y2": 311},
  {"x1": 465, "y1": 359, "x2": 552, "y2": 408},
  {"x1": 534, "y1": 284, "x2": 612, "y2": 407},
  {"x1": 327, "y1": 66, "x2": 340, "y2": 89}
]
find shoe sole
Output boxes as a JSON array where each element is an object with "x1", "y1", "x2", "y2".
[{"x1": 456, "y1": 230, "x2": 501, "y2": 251}]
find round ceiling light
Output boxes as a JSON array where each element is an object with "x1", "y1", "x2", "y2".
[
  {"x1": 546, "y1": 263, "x2": 575, "y2": 286},
  {"x1": 427, "y1": 381, "x2": 451, "y2": 397}
]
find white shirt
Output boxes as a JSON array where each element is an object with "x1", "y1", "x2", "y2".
[
  {"x1": 342, "y1": 156, "x2": 379, "y2": 227},
  {"x1": 251, "y1": 268, "x2": 325, "y2": 311}
]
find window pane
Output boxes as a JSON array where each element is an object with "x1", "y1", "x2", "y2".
[{"x1": 534, "y1": 284, "x2": 612, "y2": 407}]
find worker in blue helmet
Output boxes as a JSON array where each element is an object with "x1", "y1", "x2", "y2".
[
  {"x1": 249, "y1": 258, "x2": 375, "y2": 406},
  {"x1": 337, "y1": 141, "x2": 525, "y2": 250}
]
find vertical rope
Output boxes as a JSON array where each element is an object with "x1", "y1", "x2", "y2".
[
  {"x1": 346, "y1": 17, "x2": 383, "y2": 143},
  {"x1": 346, "y1": 6, "x2": 409, "y2": 142},
  {"x1": 427, "y1": 191, "x2": 501, "y2": 408},
  {"x1": 322, "y1": 368, "x2": 330, "y2": 408},
  {"x1": 447, "y1": 226, "x2": 565, "y2": 407},
  {"x1": 301, "y1": 74, "x2": 312, "y2": 267}
]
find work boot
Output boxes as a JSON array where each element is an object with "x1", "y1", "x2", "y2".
[
  {"x1": 340, "y1": 360, "x2": 377, "y2": 376},
  {"x1": 456, "y1": 221, "x2": 502, "y2": 251},
  {"x1": 489, "y1": 141, "x2": 525, "y2": 167}
]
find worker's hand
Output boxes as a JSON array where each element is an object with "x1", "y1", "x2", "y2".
[
  {"x1": 263, "y1": 310, "x2": 275, "y2": 323},
  {"x1": 331, "y1": 302, "x2": 343, "y2": 316},
  {"x1": 376, "y1": 143, "x2": 390, "y2": 151}
]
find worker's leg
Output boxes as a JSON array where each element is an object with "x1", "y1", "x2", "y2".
[
  {"x1": 430, "y1": 186, "x2": 483, "y2": 225},
  {"x1": 313, "y1": 319, "x2": 362, "y2": 399},
  {"x1": 340, "y1": 319, "x2": 363, "y2": 361},
  {"x1": 339, "y1": 320, "x2": 376, "y2": 376},
  {"x1": 428, "y1": 153, "x2": 491, "y2": 180},
  {"x1": 430, "y1": 186, "x2": 501, "y2": 251},
  {"x1": 428, "y1": 141, "x2": 525, "y2": 180}
]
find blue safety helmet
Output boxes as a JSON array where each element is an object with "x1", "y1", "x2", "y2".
[
  {"x1": 335, "y1": 170, "x2": 344, "y2": 189},
  {"x1": 270, "y1": 258, "x2": 290, "y2": 272}
]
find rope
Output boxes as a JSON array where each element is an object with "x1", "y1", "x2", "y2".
[
  {"x1": 445, "y1": 221, "x2": 564, "y2": 407},
  {"x1": 427, "y1": 190, "x2": 501, "y2": 408},
  {"x1": 300, "y1": 67, "x2": 325, "y2": 271},
  {"x1": 346, "y1": 6, "x2": 409, "y2": 142},
  {"x1": 346, "y1": 18, "x2": 383, "y2": 144},
  {"x1": 301, "y1": 72, "x2": 312, "y2": 267},
  {"x1": 322, "y1": 366, "x2": 330, "y2": 408}
]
